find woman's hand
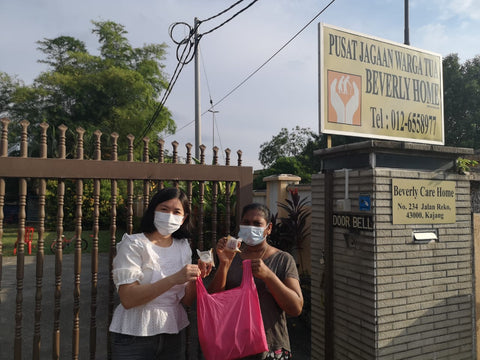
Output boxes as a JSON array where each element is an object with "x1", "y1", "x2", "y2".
[
  {"x1": 172, "y1": 264, "x2": 200, "y2": 284},
  {"x1": 198, "y1": 259, "x2": 213, "y2": 278},
  {"x1": 215, "y1": 237, "x2": 237, "y2": 264},
  {"x1": 250, "y1": 258, "x2": 272, "y2": 280},
  {"x1": 181, "y1": 265, "x2": 201, "y2": 306}
]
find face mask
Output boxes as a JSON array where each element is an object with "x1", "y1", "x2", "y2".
[
  {"x1": 154, "y1": 211, "x2": 184, "y2": 236},
  {"x1": 238, "y1": 225, "x2": 266, "y2": 246}
]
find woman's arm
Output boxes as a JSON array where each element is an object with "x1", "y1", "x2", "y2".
[
  {"x1": 207, "y1": 237, "x2": 236, "y2": 293},
  {"x1": 207, "y1": 261, "x2": 231, "y2": 293},
  {"x1": 118, "y1": 264, "x2": 200, "y2": 309},
  {"x1": 181, "y1": 279, "x2": 197, "y2": 307}
]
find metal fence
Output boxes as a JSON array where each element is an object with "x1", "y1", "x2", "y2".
[{"x1": 0, "y1": 118, "x2": 253, "y2": 359}]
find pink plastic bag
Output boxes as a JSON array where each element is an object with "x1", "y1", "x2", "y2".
[{"x1": 197, "y1": 259, "x2": 268, "y2": 360}]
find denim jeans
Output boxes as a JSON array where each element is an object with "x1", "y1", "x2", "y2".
[{"x1": 111, "y1": 330, "x2": 186, "y2": 360}]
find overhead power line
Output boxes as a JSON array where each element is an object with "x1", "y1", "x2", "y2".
[
  {"x1": 203, "y1": 0, "x2": 337, "y2": 115},
  {"x1": 156, "y1": 0, "x2": 338, "y2": 145},
  {"x1": 200, "y1": 0, "x2": 259, "y2": 37},
  {"x1": 138, "y1": 0, "x2": 259, "y2": 141}
]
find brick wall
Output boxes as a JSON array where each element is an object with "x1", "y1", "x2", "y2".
[{"x1": 311, "y1": 168, "x2": 474, "y2": 359}]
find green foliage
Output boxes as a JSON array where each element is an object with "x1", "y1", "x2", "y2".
[
  {"x1": 253, "y1": 157, "x2": 312, "y2": 190},
  {"x1": 276, "y1": 188, "x2": 310, "y2": 251},
  {"x1": 0, "y1": 226, "x2": 115, "y2": 257},
  {"x1": 258, "y1": 126, "x2": 319, "y2": 168},
  {"x1": 2, "y1": 20, "x2": 174, "y2": 159},
  {"x1": 255, "y1": 126, "x2": 365, "y2": 190},
  {"x1": 255, "y1": 126, "x2": 325, "y2": 189},
  {"x1": 0, "y1": 72, "x2": 23, "y2": 116},
  {"x1": 36, "y1": 36, "x2": 87, "y2": 69},
  {"x1": 443, "y1": 54, "x2": 480, "y2": 148},
  {"x1": 456, "y1": 157, "x2": 478, "y2": 174},
  {"x1": 26, "y1": 177, "x2": 238, "y2": 254},
  {"x1": 45, "y1": 179, "x2": 127, "y2": 231},
  {"x1": 187, "y1": 181, "x2": 237, "y2": 250},
  {"x1": 268, "y1": 188, "x2": 310, "y2": 273}
]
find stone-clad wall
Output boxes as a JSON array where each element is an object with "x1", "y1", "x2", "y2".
[
  {"x1": 374, "y1": 169, "x2": 473, "y2": 360},
  {"x1": 311, "y1": 169, "x2": 377, "y2": 359},
  {"x1": 311, "y1": 168, "x2": 474, "y2": 359},
  {"x1": 311, "y1": 171, "x2": 326, "y2": 360}
]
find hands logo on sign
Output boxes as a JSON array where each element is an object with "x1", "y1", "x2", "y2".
[{"x1": 328, "y1": 71, "x2": 361, "y2": 126}]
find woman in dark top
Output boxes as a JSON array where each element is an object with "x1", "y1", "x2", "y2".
[{"x1": 208, "y1": 203, "x2": 303, "y2": 359}]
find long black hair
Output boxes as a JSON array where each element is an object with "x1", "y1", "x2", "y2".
[{"x1": 140, "y1": 187, "x2": 192, "y2": 239}]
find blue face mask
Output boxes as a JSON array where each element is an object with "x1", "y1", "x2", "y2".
[{"x1": 238, "y1": 225, "x2": 266, "y2": 246}]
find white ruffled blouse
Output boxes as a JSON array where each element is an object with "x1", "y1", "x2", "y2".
[{"x1": 109, "y1": 233, "x2": 192, "y2": 336}]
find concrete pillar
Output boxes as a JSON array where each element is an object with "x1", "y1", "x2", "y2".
[
  {"x1": 311, "y1": 140, "x2": 475, "y2": 359},
  {"x1": 263, "y1": 174, "x2": 301, "y2": 217}
]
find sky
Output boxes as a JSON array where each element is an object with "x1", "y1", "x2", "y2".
[{"x1": 1, "y1": 0, "x2": 480, "y2": 170}]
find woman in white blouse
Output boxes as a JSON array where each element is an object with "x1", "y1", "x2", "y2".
[{"x1": 109, "y1": 187, "x2": 211, "y2": 359}]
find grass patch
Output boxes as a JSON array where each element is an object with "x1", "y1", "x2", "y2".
[{"x1": 1, "y1": 225, "x2": 122, "y2": 256}]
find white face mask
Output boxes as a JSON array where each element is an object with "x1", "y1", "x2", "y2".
[
  {"x1": 238, "y1": 225, "x2": 266, "y2": 246},
  {"x1": 154, "y1": 211, "x2": 184, "y2": 236}
]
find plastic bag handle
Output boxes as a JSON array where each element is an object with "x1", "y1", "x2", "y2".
[
  {"x1": 240, "y1": 259, "x2": 254, "y2": 289},
  {"x1": 197, "y1": 275, "x2": 205, "y2": 291},
  {"x1": 196, "y1": 259, "x2": 254, "y2": 293}
]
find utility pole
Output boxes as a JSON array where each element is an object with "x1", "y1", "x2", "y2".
[
  {"x1": 404, "y1": 0, "x2": 410, "y2": 45},
  {"x1": 194, "y1": 17, "x2": 201, "y2": 159}
]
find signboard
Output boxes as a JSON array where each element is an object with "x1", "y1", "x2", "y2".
[
  {"x1": 332, "y1": 213, "x2": 373, "y2": 230},
  {"x1": 319, "y1": 23, "x2": 444, "y2": 144},
  {"x1": 392, "y1": 179, "x2": 456, "y2": 224},
  {"x1": 359, "y1": 195, "x2": 371, "y2": 211}
]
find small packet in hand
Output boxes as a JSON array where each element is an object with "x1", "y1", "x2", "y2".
[
  {"x1": 225, "y1": 235, "x2": 242, "y2": 252},
  {"x1": 197, "y1": 248, "x2": 215, "y2": 267}
]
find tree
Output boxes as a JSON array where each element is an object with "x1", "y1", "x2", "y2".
[
  {"x1": 36, "y1": 36, "x2": 87, "y2": 70},
  {"x1": 255, "y1": 126, "x2": 363, "y2": 189},
  {"x1": 258, "y1": 126, "x2": 320, "y2": 168},
  {"x1": 0, "y1": 72, "x2": 22, "y2": 117},
  {"x1": 2, "y1": 20, "x2": 174, "y2": 158},
  {"x1": 443, "y1": 54, "x2": 480, "y2": 148},
  {"x1": 255, "y1": 126, "x2": 324, "y2": 188},
  {"x1": 253, "y1": 157, "x2": 311, "y2": 190}
]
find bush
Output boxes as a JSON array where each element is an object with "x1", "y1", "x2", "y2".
[{"x1": 45, "y1": 179, "x2": 127, "y2": 231}]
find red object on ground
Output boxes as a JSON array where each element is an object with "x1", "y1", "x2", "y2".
[{"x1": 13, "y1": 226, "x2": 35, "y2": 255}]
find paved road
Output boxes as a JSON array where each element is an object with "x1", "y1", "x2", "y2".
[{"x1": 0, "y1": 253, "x2": 112, "y2": 360}]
